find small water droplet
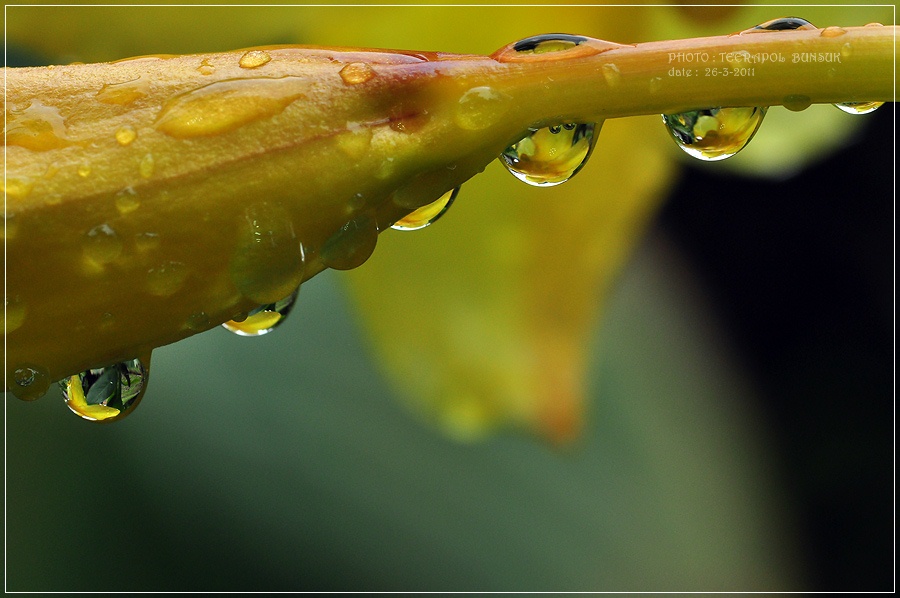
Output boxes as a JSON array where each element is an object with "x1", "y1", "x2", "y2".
[
  {"x1": 512, "y1": 33, "x2": 588, "y2": 54},
  {"x1": 134, "y1": 231, "x2": 160, "y2": 252},
  {"x1": 60, "y1": 357, "x2": 148, "y2": 422},
  {"x1": 601, "y1": 63, "x2": 621, "y2": 87},
  {"x1": 454, "y1": 86, "x2": 510, "y2": 131},
  {"x1": 147, "y1": 261, "x2": 188, "y2": 296},
  {"x1": 139, "y1": 153, "x2": 155, "y2": 178},
  {"x1": 115, "y1": 125, "x2": 137, "y2": 146},
  {"x1": 115, "y1": 187, "x2": 140, "y2": 214},
  {"x1": 500, "y1": 122, "x2": 599, "y2": 186},
  {"x1": 77, "y1": 164, "x2": 92, "y2": 178},
  {"x1": 320, "y1": 214, "x2": 378, "y2": 271},
  {"x1": 840, "y1": 42, "x2": 853, "y2": 59},
  {"x1": 648, "y1": 77, "x2": 663, "y2": 94},
  {"x1": 156, "y1": 77, "x2": 306, "y2": 138},
  {"x1": 865, "y1": 22, "x2": 884, "y2": 27},
  {"x1": 222, "y1": 287, "x2": 298, "y2": 336},
  {"x1": 339, "y1": 62, "x2": 376, "y2": 85},
  {"x1": 83, "y1": 223, "x2": 123, "y2": 266},
  {"x1": 230, "y1": 202, "x2": 306, "y2": 304},
  {"x1": 96, "y1": 77, "x2": 149, "y2": 105},
  {"x1": 834, "y1": 101, "x2": 883, "y2": 115},
  {"x1": 197, "y1": 59, "x2": 216, "y2": 75},
  {"x1": 392, "y1": 187, "x2": 459, "y2": 231},
  {"x1": 820, "y1": 26, "x2": 846, "y2": 38},
  {"x1": 5, "y1": 100, "x2": 71, "y2": 151},
  {"x1": 749, "y1": 17, "x2": 817, "y2": 32},
  {"x1": 10, "y1": 363, "x2": 51, "y2": 401},
  {"x1": 782, "y1": 94, "x2": 811, "y2": 112},
  {"x1": 662, "y1": 107, "x2": 766, "y2": 161},
  {"x1": 239, "y1": 49, "x2": 272, "y2": 69}
]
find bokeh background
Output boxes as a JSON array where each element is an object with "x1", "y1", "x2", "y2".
[{"x1": 4, "y1": 3, "x2": 893, "y2": 591}]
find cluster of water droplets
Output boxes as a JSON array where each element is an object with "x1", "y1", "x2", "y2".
[{"x1": 659, "y1": 17, "x2": 883, "y2": 162}]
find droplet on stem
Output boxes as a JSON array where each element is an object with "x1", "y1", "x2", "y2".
[
  {"x1": 222, "y1": 287, "x2": 299, "y2": 336},
  {"x1": 499, "y1": 122, "x2": 599, "y2": 186},
  {"x1": 662, "y1": 107, "x2": 766, "y2": 161},
  {"x1": 60, "y1": 357, "x2": 149, "y2": 422},
  {"x1": 320, "y1": 214, "x2": 378, "y2": 271}
]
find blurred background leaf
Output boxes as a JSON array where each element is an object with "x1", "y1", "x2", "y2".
[{"x1": 4, "y1": 3, "x2": 893, "y2": 591}]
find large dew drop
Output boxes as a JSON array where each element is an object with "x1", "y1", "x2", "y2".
[
  {"x1": 223, "y1": 287, "x2": 299, "y2": 336},
  {"x1": 391, "y1": 187, "x2": 459, "y2": 231},
  {"x1": 59, "y1": 357, "x2": 148, "y2": 422},
  {"x1": 661, "y1": 107, "x2": 766, "y2": 161},
  {"x1": 500, "y1": 122, "x2": 599, "y2": 186}
]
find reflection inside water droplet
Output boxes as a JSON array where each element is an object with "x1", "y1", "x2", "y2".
[
  {"x1": 662, "y1": 107, "x2": 766, "y2": 161},
  {"x1": 834, "y1": 101, "x2": 883, "y2": 115},
  {"x1": 239, "y1": 50, "x2": 272, "y2": 69},
  {"x1": 222, "y1": 287, "x2": 298, "y2": 336},
  {"x1": 749, "y1": 17, "x2": 816, "y2": 32},
  {"x1": 392, "y1": 187, "x2": 459, "y2": 231},
  {"x1": 512, "y1": 33, "x2": 588, "y2": 54},
  {"x1": 60, "y1": 358, "x2": 148, "y2": 422},
  {"x1": 500, "y1": 122, "x2": 599, "y2": 186}
]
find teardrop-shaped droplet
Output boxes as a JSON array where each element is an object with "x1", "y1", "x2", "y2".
[
  {"x1": 222, "y1": 287, "x2": 298, "y2": 336},
  {"x1": 391, "y1": 187, "x2": 459, "y2": 231},
  {"x1": 661, "y1": 107, "x2": 767, "y2": 161},
  {"x1": 834, "y1": 101, "x2": 883, "y2": 115},
  {"x1": 9, "y1": 363, "x2": 51, "y2": 401},
  {"x1": 500, "y1": 122, "x2": 599, "y2": 186},
  {"x1": 747, "y1": 17, "x2": 817, "y2": 32},
  {"x1": 59, "y1": 357, "x2": 148, "y2": 422},
  {"x1": 320, "y1": 214, "x2": 378, "y2": 271}
]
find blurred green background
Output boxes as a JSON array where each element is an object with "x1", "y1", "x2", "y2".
[{"x1": 4, "y1": 3, "x2": 893, "y2": 591}]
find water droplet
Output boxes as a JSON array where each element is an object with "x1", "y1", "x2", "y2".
[
  {"x1": 339, "y1": 62, "x2": 376, "y2": 85},
  {"x1": 392, "y1": 187, "x2": 459, "y2": 231},
  {"x1": 840, "y1": 42, "x2": 853, "y2": 59},
  {"x1": 782, "y1": 94, "x2": 811, "y2": 112},
  {"x1": 77, "y1": 164, "x2": 92, "y2": 178},
  {"x1": 511, "y1": 33, "x2": 588, "y2": 54},
  {"x1": 834, "y1": 101, "x2": 883, "y2": 115},
  {"x1": 662, "y1": 107, "x2": 767, "y2": 161},
  {"x1": 10, "y1": 363, "x2": 51, "y2": 401},
  {"x1": 648, "y1": 77, "x2": 663, "y2": 94},
  {"x1": 500, "y1": 122, "x2": 599, "y2": 186},
  {"x1": 3, "y1": 294, "x2": 27, "y2": 333},
  {"x1": 134, "y1": 231, "x2": 160, "y2": 252},
  {"x1": 239, "y1": 49, "x2": 272, "y2": 69},
  {"x1": 820, "y1": 26, "x2": 846, "y2": 38},
  {"x1": 601, "y1": 63, "x2": 621, "y2": 87},
  {"x1": 197, "y1": 59, "x2": 216, "y2": 75},
  {"x1": 96, "y1": 77, "x2": 150, "y2": 105},
  {"x1": 139, "y1": 153, "x2": 155, "y2": 178},
  {"x1": 147, "y1": 261, "x2": 188, "y2": 296},
  {"x1": 115, "y1": 126, "x2": 137, "y2": 146},
  {"x1": 156, "y1": 77, "x2": 306, "y2": 138},
  {"x1": 83, "y1": 223, "x2": 123, "y2": 266},
  {"x1": 749, "y1": 17, "x2": 816, "y2": 32},
  {"x1": 5, "y1": 100, "x2": 71, "y2": 151},
  {"x1": 230, "y1": 202, "x2": 306, "y2": 304},
  {"x1": 865, "y1": 22, "x2": 884, "y2": 27},
  {"x1": 454, "y1": 86, "x2": 510, "y2": 131},
  {"x1": 60, "y1": 357, "x2": 148, "y2": 422},
  {"x1": 320, "y1": 214, "x2": 378, "y2": 271},
  {"x1": 222, "y1": 287, "x2": 298, "y2": 336},
  {"x1": 115, "y1": 187, "x2": 140, "y2": 214}
]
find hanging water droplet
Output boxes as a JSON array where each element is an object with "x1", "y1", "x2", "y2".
[
  {"x1": 392, "y1": 187, "x2": 459, "y2": 231},
  {"x1": 230, "y1": 202, "x2": 306, "y2": 304},
  {"x1": 320, "y1": 214, "x2": 378, "y2": 271},
  {"x1": 662, "y1": 107, "x2": 766, "y2": 162},
  {"x1": 60, "y1": 357, "x2": 148, "y2": 423},
  {"x1": 339, "y1": 62, "x2": 376, "y2": 85},
  {"x1": 782, "y1": 95, "x2": 811, "y2": 112},
  {"x1": 500, "y1": 122, "x2": 599, "y2": 186},
  {"x1": 10, "y1": 363, "x2": 51, "y2": 401},
  {"x1": 239, "y1": 50, "x2": 272, "y2": 69},
  {"x1": 834, "y1": 101, "x2": 883, "y2": 115},
  {"x1": 222, "y1": 287, "x2": 298, "y2": 336},
  {"x1": 749, "y1": 17, "x2": 816, "y2": 32}
]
